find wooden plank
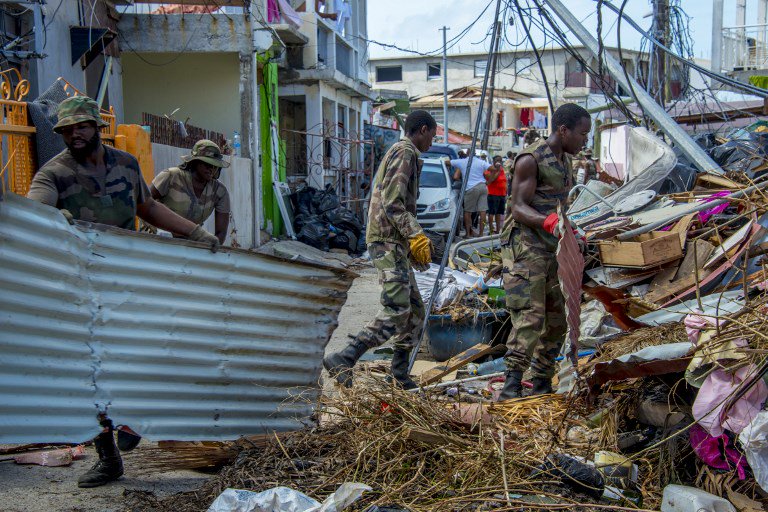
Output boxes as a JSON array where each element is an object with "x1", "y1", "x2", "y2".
[
  {"x1": 411, "y1": 360, "x2": 457, "y2": 383},
  {"x1": 0, "y1": 124, "x2": 35, "y2": 134},
  {"x1": 676, "y1": 240, "x2": 715, "y2": 282},
  {"x1": 419, "y1": 343, "x2": 495, "y2": 385}
]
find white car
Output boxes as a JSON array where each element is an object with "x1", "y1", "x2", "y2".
[{"x1": 416, "y1": 157, "x2": 458, "y2": 236}]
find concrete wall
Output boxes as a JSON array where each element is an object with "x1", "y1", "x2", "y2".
[
  {"x1": 28, "y1": 0, "x2": 124, "y2": 120},
  {"x1": 122, "y1": 53, "x2": 241, "y2": 140},
  {"x1": 151, "y1": 143, "x2": 256, "y2": 248}
]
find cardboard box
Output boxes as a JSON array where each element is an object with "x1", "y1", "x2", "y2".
[{"x1": 598, "y1": 231, "x2": 683, "y2": 268}]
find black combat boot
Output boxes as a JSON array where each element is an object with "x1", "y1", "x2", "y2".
[
  {"x1": 323, "y1": 338, "x2": 369, "y2": 388},
  {"x1": 531, "y1": 376, "x2": 553, "y2": 395},
  {"x1": 497, "y1": 370, "x2": 524, "y2": 400},
  {"x1": 77, "y1": 430, "x2": 124, "y2": 488},
  {"x1": 388, "y1": 348, "x2": 418, "y2": 390}
]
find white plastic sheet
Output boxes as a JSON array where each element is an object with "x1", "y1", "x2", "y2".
[
  {"x1": 661, "y1": 484, "x2": 736, "y2": 512},
  {"x1": 207, "y1": 483, "x2": 371, "y2": 512},
  {"x1": 738, "y1": 410, "x2": 768, "y2": 492}
]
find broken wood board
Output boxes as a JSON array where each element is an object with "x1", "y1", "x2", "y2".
[
  {"x1": 647, "y1": 239, "x2": 714, "y2": 298},
  {"x1": 704, "y1": 220, "x2": 754, "y2": 269},
  {"x1": 419, "y1": 343, "x2": 495, "y2": 385},
  {"x1": 695, "y1": 173, "x2": 745, "y2": 190},
  {"x1": 671, "y1": 213, "x2": 696, "y2": 249},
  {"x1": 411, "y1": 360, "x2": 457, "y2": 383}
]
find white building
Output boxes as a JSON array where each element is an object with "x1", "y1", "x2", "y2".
[{"x1": 369, "y1": 47, "x2": 677, "y2": 137}]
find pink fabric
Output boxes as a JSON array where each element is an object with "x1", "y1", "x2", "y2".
[
  {"x1": 693, "y1": 365, "x2": 768, "y2": 437},
  {"x1": 684, "y1": 309, "x2": 718, "y2": 343},
  {"x1": 697, "y1": 191, "x2": 731, "y2": 224},
  {"x1": 690, "y1": 424, "x2": 748, "y2": 480},
  {"x1": 267, "y1": 0, "x2": 280, "y2": 22}
]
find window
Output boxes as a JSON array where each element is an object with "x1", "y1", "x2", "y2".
[
  {"x1": 419, "y1": 163, "x2": 448, "y2": 188},
  {"x1": 376, "y1": 65, "x2": 402, "y2": 82},
  {"x1": 565, "y1": 58, "x2": 587, "y2": 87},
  {"x1": 515, "y1": 58, "x2": 532, "y2": 75},
  {"x1": 427, "y1": 63, "x2": 441, "y2": 80},
  {"x1": 474, "y1": 60, "x2": 487, "y2": 78}
]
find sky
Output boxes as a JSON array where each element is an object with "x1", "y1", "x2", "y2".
[{"x1": 366, "y1": 0, "x2": 750, "y2": 62}]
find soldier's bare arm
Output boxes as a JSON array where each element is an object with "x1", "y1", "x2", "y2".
[
  {"x1": 509, "y1": 154, "x2": 547, "y2": 230},
  {"x1": 214, "y1": 211, "x2": 229, "y2": 245},
  {"x1": 136, "y1": 197, "x2": 198, "y2": 237}
]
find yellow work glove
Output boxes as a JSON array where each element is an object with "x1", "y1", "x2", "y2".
[{"x1": 409, "y1": 233, "x2": 432, "y2": 266}]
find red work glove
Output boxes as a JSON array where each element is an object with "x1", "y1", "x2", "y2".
[{"x1": 542, "y1": 213, "x2": 559, "y2": 235}]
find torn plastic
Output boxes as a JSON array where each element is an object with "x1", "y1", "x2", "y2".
[
  {"x1": 738, "y1": 410, "x2": 768, "y2": 493},
  {"x1": 692, "y1": 365, "x2": 768, "y2": 437},
  {"x1": 531, "y1": 453, "x2": 605, "y2": 499},
  {"x1": 207, "y1": 483, "x2": 371, "y2": 512},
  {"x1": 689, "y1": 424, "x2": 748, "y2": 480}
]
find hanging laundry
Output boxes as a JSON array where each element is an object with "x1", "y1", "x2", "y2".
[
  {"x1": 267, "y1": 0, "x2": 280, "y2": 23},
  {"x1": 335, "y1": 0, "x2": 352, "y2": 34},
  {"x1": 519, "y1": 108, "x2": 531, "y2": 127},
  {"x1": 277, "y1": 0, "x2": 303, "y2": 28}
]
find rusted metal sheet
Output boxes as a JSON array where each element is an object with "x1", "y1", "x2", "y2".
[
  {"x1": 0, "y1": 193, "x2": 355, "y2": 443},
  {"x1": 556, "y1": 208, "x2": 585, "y2": 366},
  {"x1": 587, "y1": 342, "x2": 693, "y2": 390}
]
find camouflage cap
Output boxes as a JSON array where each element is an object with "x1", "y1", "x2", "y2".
[
  {"x1": 53, "y1": 96, "x2": 109, "y2": 133},
  {"x1": 181, "y1": 139, "x2": 230, "y2": 168}
]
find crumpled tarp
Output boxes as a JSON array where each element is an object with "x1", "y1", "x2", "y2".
[
  {"x1": 692, "y1": 365, "x2": 768, "y2": 437},
  {"x1": 207, "y1": 483, "x2": 371, "y2": 512},
  {"x1": 738, "y1": 410, "x2": 768, "y2": 492},
  {"x1": 588, "y1": 342, "x2": 693, "y2": 389}
]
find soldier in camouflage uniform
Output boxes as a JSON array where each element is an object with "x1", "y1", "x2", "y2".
[
  {"x1": 582, "y1": 148, "x2": 597, "y2": 183},
  {"x1": 323, "y1": 110, "x2": 437, "y2": 390},
  {"x1": 151, "y1": 140, "x2": 231, "y2": 244},
  {"x1": 27, "y1": 96, "x2": 220, "y2": 489},
  {"x1": 498, "y1": 103, "x2": 591, "y2": 400}
]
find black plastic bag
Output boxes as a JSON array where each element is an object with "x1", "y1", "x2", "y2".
[
  {"x1": 297, "y1": 217, "x2": 331, "y2": 251},
  {"x1": 324, "y1": 207, "x2": 363, "y2": 236},
  {"x1": 312, "y1": 184, "x2": 340, "y2": 213},
  {"x1": 531, "y1": 454, "x2": 604, "y2": 499},
  {"x1": 294, "y1": 186, "x2": 316, "y2": 216}
]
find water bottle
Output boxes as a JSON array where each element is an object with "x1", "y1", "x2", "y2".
[
  {"x1": 233, "y1": 131, "x2": 241, "y2": 157},
  {"x1": 477, "y1": 357, "x2": 506, "y2": 375}
]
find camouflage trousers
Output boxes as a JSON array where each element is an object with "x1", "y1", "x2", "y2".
[
  {"x1": 500, "y1": 228, "x2": 567, "y2": 379},
  {"x1": 355, "y1": 241, "x2": 425, "y2": 351}
]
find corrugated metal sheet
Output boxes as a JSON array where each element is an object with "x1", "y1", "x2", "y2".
[
  {"x1": 0, "y1": 193, "x2": 355, "y2": 443},
  {"x1": 556, "y1": 210, "x2": 585, "y2": 366}
]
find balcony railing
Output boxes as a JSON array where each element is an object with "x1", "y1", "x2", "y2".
[{"x1": 722, "y1": 25, "x2": 768, "y2": 71}]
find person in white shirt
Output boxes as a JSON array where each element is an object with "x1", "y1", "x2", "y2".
[{"x1": 450, "y1": 155, "x2": 493, "y2": 237}]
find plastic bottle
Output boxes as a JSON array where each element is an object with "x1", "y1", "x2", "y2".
[
  {"x1": 466, "y1": 363, "x2": 479, "y2": 376},
  {"x1": 477, "y1": 357, "x2": 505, "y2": 375},
  {"x1": 233, "y1": 131, "x2": 241, "y2": 157}
]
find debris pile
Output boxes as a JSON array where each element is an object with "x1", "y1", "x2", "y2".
[{"x1": 290, "y1": 184, "x2": 365, "y2": 255}]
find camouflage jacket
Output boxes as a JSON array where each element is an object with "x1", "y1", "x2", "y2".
[
  {"x1": 152, "y1": 167, "x2": 230, "y2": 225},
  {"x1": 366, "y1": 138, "x2": 424, "y2": 246},
  {"x1": 27, "y1": 145, "x2": 149, "y2": 230},
  {"x1": 500, "y1": 138, "x2": 573, "y2": 253}
]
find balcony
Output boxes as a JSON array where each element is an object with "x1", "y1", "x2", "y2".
[{"x1": 722, "y1": 25, "x2": 768, "y2": 71}]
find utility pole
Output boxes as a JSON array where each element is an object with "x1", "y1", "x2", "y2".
[
  {"x1": 711, "y1": 0, "x2": 724, "y2": 75},
  {"x1": 440, "y1": 26, "x2": 450, "y2": 144},
  {"x1": 481, "y1": 21, "x2": 502, "y2": 150},
  {"x1": 651, "y1": 0, "x2": 669, "y2": 105}
]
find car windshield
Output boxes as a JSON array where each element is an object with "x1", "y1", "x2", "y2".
[{"x1": 420, "y1": 163, "x2": 447, "y2": 188}]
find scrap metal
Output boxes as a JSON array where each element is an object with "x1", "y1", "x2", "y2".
[{"x1": 0, "y1": 193, "x2": 355, "y2": 443}]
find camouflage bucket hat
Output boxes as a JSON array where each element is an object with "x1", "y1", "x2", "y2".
[
  {"x1": 181, "y1": 139, "x2": 230, "y2": 168},
  {"x1": 53, "y1": 96, "x2": 109, "y2": 133}
]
